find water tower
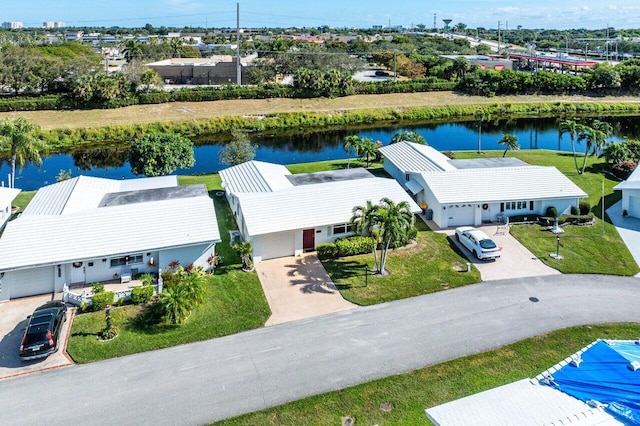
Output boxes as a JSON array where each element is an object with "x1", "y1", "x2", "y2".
[{"x1": 443, "y1": 19, "x2": 452, "y2": 32}]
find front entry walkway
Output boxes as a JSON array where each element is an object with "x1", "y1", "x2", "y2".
[{"x1": 255, "y1": 254, "x2": 357, "y2": 326}]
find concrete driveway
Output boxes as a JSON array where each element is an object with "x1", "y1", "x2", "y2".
[
  {"x1": 255, "y1": 254, "x2": 357, "y2": 326},
  {"x1": 607, "y1": 201, "x2": 640, "y2": 277},
  {"x1": 441, "y1": 224, "x2": 560, "y2": 281},
  {"x1": 0, "y1": 294, "x2": 74, "y2": 380}
]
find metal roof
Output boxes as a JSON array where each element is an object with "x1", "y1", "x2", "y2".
[
  {"x1": 286, "y1": 168, "x2": 374, "y2": 186},
  {"x1": 0, "y1": 177, "x2": 219, "y2": 271},
  {"x1": 613, "y1": 166, "x2": 640, "y2": 190},
  {"x1": 22, "y1": 175, "x2": 178, "y2": 216},
  {"x1": 379, "y1": 142, "x2": 456, "y2": 173},
  {"x1": 0, "y1": 187, "x2": 20, "y2": 207},
  {"x1": 449, "y1": 158, "x2": 528, "y2": 169},
  {"x1": 421, "y1": 166, "x2": 587, "y2": 204},
  {"x1": 425, "y1": 378, "x2": 621, "y2": 426},
  {"x1": 237, "y1": 178, "x2": 420, "y2": 236},
  {"x1": 219, "y1": 160, "x2": 292, "y2": 194}
]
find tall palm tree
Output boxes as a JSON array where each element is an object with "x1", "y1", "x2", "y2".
[
  {"x1": 376, "y1": 198, "x2": 415, "y2": 274},
  {"x1": 589, "y1": 120, "x2": 613, "y2": 155},
  {"x1": 342, "y1": 135, "x2": 360, "y2": 169},
  {"x1": 351, "y1": 200, "x2": 382, "y2": 272},
  {"x1": 474, "y1": 110, "x2": 490, "y2": 154},
  {"x1": 390, "y1": 130, "x2": 427, "y2": 145},
  {"x1": 578, "y1": 126, "x2": 606, "y2": 174},
  {"x1": 357, "y1": 137, "x2": 378, "y2": 168},
  {"x1": 498, "y1": 133, "x2": 519, "y2": 157},
  {"x1": 121, "y1": 38, "x2": 142, "y2": 63},
  {"x1": 0, "y1": 117, "x2": 46, "y2": 188},
  {"x1": 558, "y1": 119, "x2": 584, "y2": 174}
]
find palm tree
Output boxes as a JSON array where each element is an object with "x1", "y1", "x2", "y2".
[
  {"x1": 169, "y1": 38, "x2": 182, "y2": 58},
  {"x1": 121, "y1": 38, "x2": 142, "y2": 63},
  {"x1": 376, "y1": 198, "x2": 415, "y2": 274},
  {"x1": 140, "y1": 69, "x2": 160, "y2": 92},
  {"x1": 233, "y1": 241, "x2": 254, "y2": 271},
  {"x1": 181, "y1": 270, "x2": 206, "y2": 307},
  {"x1": 390, "y1": 130, "x2": 427, "y2": 145},
  {"x1": 590, "y1": 120, "x2": 613, "y2": 155},
  {"x1": 474, "y1": 110, "x2": 490, "y2": 154},
  {"x1": 160, "y1": 284, "x2": 191, "y2": 325},
  {"x1": 578, "y1": 126, "x2": 606, "y2": 174},
  {"x1": 351, "y1": 200, "x2": 382, "y2": 273},
  {"x1": 342, "y1": 135, "x2": 360, "y2": 169},
  {"x1": 357, "y1": 137, "x2": 378, "y2": 168},
  {"x1": 0, "y1": 117, "x2": 46, "y2": 188},
  {"x1": 498, "y1": 133, "x2": 519, "y2": 157},
  {"x1": 558, "y1": 119, "x2": 584, "y2": 174}
]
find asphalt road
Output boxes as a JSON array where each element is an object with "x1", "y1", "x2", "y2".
[{"x1": 1, "y1": 274, "x2": 639, "y2": 425}]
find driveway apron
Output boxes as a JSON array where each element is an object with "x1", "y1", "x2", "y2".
[{"x1": 255, "y1": 254, "x2": 357, "y2": 326}]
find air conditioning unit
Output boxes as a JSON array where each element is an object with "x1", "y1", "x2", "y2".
[{"x1": 229, "y1": 230, "x2": 242, "y2": 247}]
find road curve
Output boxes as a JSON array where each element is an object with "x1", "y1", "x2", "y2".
[{"x1": 1, "y1": 274, "x2": 639, "y2": 425}]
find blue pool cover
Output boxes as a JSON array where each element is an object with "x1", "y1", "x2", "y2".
[{"x1": 550, "y1": 340, "x2": 640, "y2": 425}]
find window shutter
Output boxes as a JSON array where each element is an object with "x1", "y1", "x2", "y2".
[
  {"x1": 530, "y1": 201, "x2": 534, "y2": 210},
  {"x1": 500, "y1": 202, "x2": 505, "y2": 212}
]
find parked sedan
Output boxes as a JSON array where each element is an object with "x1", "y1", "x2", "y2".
[
  {"x1": 455, "y1": 226, "x2": 501, "y2": 261},
  {"x1": 19, "y1": 301, "x2": 67, "y2": 361}
]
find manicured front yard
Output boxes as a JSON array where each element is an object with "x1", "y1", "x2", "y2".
[
  {"x1": 216, "y1": 323, "x2": 640, "y2": 425},
  {"x1": 323, "y1": 220, "x2": 481, "y2": 306},
  {"x1": 67, "y1": 175, "x2": 271, "y2": 363}
]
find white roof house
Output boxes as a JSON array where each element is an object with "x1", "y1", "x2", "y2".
[
  {"x1": 379, "y1": 142, "x2": 587, "y2": 229},
  {"x1": 0, "y1": 186, "x2": 20, "y2": 229},
  {"x1": 0, "y1": 176, "x2": 221, "y2": 300},
  {"x1": 613, "y1": 166, "x2": 640, "y2": 219},
  {"x1": 220, "y1": 161, "x2": 420, "y2": 262}
]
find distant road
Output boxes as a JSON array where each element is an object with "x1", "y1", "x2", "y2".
[{"x1": 1, "y1": 274, "x2": 639, "y2": 425}]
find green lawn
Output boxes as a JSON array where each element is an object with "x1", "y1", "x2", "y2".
[
  {"x1": 216, "y1": 323, "x2": 640, "y2": 426},
  {"x1": 455, "y1": 150, "x2": 639, "y2": 275},
  {"x1": 67, "y1": 175, "x2": 271, "y2": 363},
  {"x1": 12, "y1": 190, "x2": 36, "y2": 212},
  {"x1": 323, "y1": 220, "x2": 481, "y2": 306}
]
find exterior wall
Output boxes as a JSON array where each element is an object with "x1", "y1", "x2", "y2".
[
  {"x1": 622, "y1": 188, "x2": 640, "y2": 218},
  {"x1": 148, "y1": 61, "x2": 250, "y2": 85},
  {"x1": 383, "y1": 158, "x2": 407, "y2": 185},
  {"x1": 0, "y1": 202, "x2": 10, "y2": 229},
  {"x1": 158, "y1": 244, "x2": 216, "y2": 271}
]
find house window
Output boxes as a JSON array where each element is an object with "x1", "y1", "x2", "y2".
[
  {"x1": 505, "y1": 201, "x2": 528, "y2": 211},
  {"x1": 110, "y1": 254, "x2": 143, "y2": 268},
  {"x1": 332, "y1": 223, "x2": 353, "y2": 235}
]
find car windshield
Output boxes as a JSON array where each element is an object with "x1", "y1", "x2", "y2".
[{"x1": 479, "y1": 239, "x2": 497, "y2": 249}]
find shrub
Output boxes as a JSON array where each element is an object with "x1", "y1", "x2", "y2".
[
  {"x1": 579, "y1": 200, "x2": 591, "y2": 215},
  {"x1": 92, "y1": 282, "x2": 105, "y2": 294},
  {"x1": 335, "y1": 236, "x2": 374, "y2": 257},
  {"x1": 317, "y1": 243, "x2": 339, "y2": 260},
  {"x1": 570, "y1": 205, "x2": 579, "y2": 215},
  {"x1": 137, "y1": 273, "x2": 154, "y2": 286},
  {"x1": 131, "y1": 285, "x2": 155, "y2": 305},
  {"x1": 610, "y1": 161, "x2": 638, "y2": 180},
  {"x1": 92, "y1": 291, "x2": 115, "y2": 311},
  {"x1": 545, "y1": 206, "x2": 558, "y2": 218}
]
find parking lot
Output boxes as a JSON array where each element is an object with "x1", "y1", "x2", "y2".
[{"x1": 0, "y1": 294, "x2": 74, "y2": 380}]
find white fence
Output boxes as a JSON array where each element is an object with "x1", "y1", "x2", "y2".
[{"x1": 63, "y1": 279, "x2": 162, "y2": 308}]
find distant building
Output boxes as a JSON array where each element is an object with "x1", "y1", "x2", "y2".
[
  {"x1": 2, "y1": 21, "x2": 23, "y2": 29},
  {"x1": 146, "y1": 55, "x2": 256, "y2": 85},
  {"x1": 43, "y1": 21, "x2": 64, "y2": 29},
  {"x1": 372, "y1": 25, "x2": 383, "y2": 30},
  {"x1": 441, "y1": 54, "x2": 517, "y2": 71}
]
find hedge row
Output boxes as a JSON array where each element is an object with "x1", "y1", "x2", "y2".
[{"x1": 317, "y1": 236, "x2": 374, "y2": 260}]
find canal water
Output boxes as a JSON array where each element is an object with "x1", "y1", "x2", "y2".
[{"x1": 3, "y1": 116, "x2": 639, "y2": 191}]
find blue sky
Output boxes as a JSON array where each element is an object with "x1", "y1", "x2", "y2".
[{"x1": 2, "y1": 1, "x2": 639, "y2": 29}]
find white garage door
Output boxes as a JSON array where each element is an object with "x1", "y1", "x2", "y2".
[
  {"x1": 255, "y1": 231, "x2": 295, "y2": 261},
  {"x1": 447, "y1": 205, "x2": 475, "y2": 228},
  {"x1": 8, "y1": 267, "x2": 54, "y2": 299},
  {"x1": 630, "y1": 196, "x2": 640, "y2": 219}
]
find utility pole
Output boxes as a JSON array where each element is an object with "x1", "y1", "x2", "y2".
[
  {"x1": 236, "y1": 2, "x2": 241, "y2": 85},
  {"x1": 497, "y1": 21, "x2": 501, "y2": 53}
]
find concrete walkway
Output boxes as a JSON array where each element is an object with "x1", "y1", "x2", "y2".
[
  {"x1": 607, "y1": 201, "x2": 640, "y2": 277},
  {"x1": 255, "y1": 254, "x2": 357, "y2": 325},
  {"x1": 1, "y1": 274, "x2": 640, "y2": 425}
]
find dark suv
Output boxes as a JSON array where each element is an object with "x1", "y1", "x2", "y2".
[{"x1": 19, "y1": 301, "x2": 67, "y2": 361}]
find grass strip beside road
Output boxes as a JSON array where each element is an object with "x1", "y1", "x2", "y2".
[{"x1": 216, "y1": 323, "x2": 640, "y2": 426}]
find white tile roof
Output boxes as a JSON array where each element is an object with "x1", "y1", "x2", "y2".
[
  {"x1": 379, "y1": 142, "x2": 456, "y2": 173},
  {"x1": 0, "y1": 178, "x2": 220, "y2": 270},
  {"x1": 237, "y1": 178, "x2": 420, "y2": 236},
  {"x1": 0, "y1": 187, "x2": 20, "y2": 207},
  {"x1": 425, "y1": 378, "x2": 621, "y2": 426},
  {"x1": 613, "y1": 166, "x2": 640, "y2": 190},
  {"x1": 219, "y1": 160, "x2": 292, "y2": 194},
  {"x1": 422, "y1": 166, "x2": 587, "y2": 204},
  {"x1": 22, "y1": 175, "x2": 178, "y2": 216}
]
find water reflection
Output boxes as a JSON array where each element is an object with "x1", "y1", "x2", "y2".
[{"x1": 3, "y1": 115, "x2": 640, "y2": 191}]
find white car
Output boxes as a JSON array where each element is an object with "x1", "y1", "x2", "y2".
[{"x1": 455, "y1": 226, "x2": 501, "y2": 260}]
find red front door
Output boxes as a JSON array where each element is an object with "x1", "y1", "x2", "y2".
[{"x1": 303, "y1": 229, "x2": 315, "y2": 251}]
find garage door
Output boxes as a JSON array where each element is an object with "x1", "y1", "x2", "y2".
[
  {"x1": 447, "y1": 205, "x2": 475, "y2": 228},
  {"x1": 630, "y1": 196, "x2": 640, "y2": 219},
  {"x1": 8, "y1": 267, "x2": 54, "y2": 299},
  {"x1": 255, "y1": 231, "x2": 295, "y2": 261}
]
